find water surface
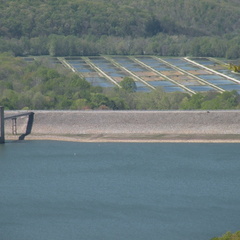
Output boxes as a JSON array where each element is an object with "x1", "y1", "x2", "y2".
[{"x1": 0, "y1": 141, "x2": 240, "y2": 240}]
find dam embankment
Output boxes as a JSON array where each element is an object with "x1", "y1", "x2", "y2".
[{"x1": 3, "y1": 110, "x2": 240, "y2": 142}]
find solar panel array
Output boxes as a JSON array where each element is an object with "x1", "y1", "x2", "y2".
[{"x1": 25, "y1": 56, "x2": 240, "y2": 94}]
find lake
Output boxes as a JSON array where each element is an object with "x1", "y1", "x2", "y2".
[{"x1": 0, "y1": 141, "x2": 240, "y2": 240}]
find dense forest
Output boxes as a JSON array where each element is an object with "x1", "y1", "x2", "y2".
[
  {"x1": 0, "y1": 0, "x2": 240, "y2": 58},
  {"x1": 1, "y1": 53, "x2": 240, "y2": 110}
]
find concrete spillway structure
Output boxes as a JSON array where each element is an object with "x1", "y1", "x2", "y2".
[{"x1": 0, "y1": 107, "x2": 4, "y2": 143}]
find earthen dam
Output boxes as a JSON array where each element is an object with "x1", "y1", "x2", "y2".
[{"x1": 4, "y1": 110, "x2": 240, "y2": 142}]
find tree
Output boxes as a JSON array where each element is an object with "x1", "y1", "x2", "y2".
[
  {"x1": 145, "y1": 17, "x2": 163, "y2": 36},
  {"x1": 226, "y1": 45, "x2": 240, "y2": 59},
  {"x1": 90, "y1": 93, "x2": 111, "y2": 109},
  {"x1": 180, "y1": 93, "x2": 204, "y2": 109},
  {"x1": 119, "y1": 77, "x2": 137, "y2": 92},
  {"x1": 32, "y1": 92, "x2": 46, "y2": 109},
  {"x1": 201, "y1": 91, "x2": 239, "y2": 109},
  {"x1": 71, "y1": 99, "x2": 89, "y2": 110}
]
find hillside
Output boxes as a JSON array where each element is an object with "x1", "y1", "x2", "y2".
[
  {"x1": 1, "y1": 0, "x2": 240, "y2": 37},
  {"x1": 0, "y1": 0, "x2": 240, "y2": 58}
]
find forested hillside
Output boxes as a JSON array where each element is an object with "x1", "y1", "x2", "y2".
[{"x1": 0, "y1": 0, "x2": 240, "y2": 58}]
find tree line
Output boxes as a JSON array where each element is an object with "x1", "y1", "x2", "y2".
[
  {"x1": 1, "y1": 53, "x2": 240, "y2": 111},
  {"x1": 0, "y1": 0, "x2": 240, "y2": 58},
  {"x1": 1, "y1": 34, "x2": 240, "y2": 59},
  {"x1": 2, "y1": 0, "x2": 239, "y2": 39}
]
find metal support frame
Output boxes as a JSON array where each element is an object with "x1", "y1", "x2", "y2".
[
  {"x1": 0, "y1": 106, "x2": 4, "y2": 143},
  {"x1": 12, "y1": 118, "x2": 17, "y2": 135},
  {"x1": 4, "y1": 112, "x2": 34, "y2": 141}
]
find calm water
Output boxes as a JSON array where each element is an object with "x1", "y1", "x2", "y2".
[{"x1": 0, "y1": 141, "x2": 240, "y2": 240}]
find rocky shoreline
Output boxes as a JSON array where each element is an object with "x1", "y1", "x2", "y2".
[{"x1": 4, "y1": 110, "x2": 240, "y2": 142}]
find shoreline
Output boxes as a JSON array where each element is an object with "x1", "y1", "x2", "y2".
[{"x1": 5, "y1": 133, "x2": 240, "y2": 143}]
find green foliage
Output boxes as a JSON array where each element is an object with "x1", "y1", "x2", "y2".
[
  {"x1": 201, "y1": 91, "x2": 238, "y2": 109},
  {"x1": 181, "y1": 91, "x2": 240, "y2": 110},
  {"x1": 70, "y1": 99, "x2": 89, "y2": 110},
  {"x1": 1, "y1": 0, "x2": 240, "y2": 38},
  {"x1": 0, "y1": 54, "x2": 89, "y2": 109},
  {"x1": 211, "y1": 231, "x2": 240, "y2": 240},
  {"x1": 0, "y1": 0, "x2": 240, "y2": 58},
  {"x1": 119, "y1": 77, "x2": 137, "y2": 92},
  {"x1": 145, "y1": 17, "x2": 163, "y2": 37},
  {"x1": 181, "y1": 93, "x2": 205, "y2": 109},
  {"x1": 133, "y1": 88, "x2": 188, "y2": 110}
]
